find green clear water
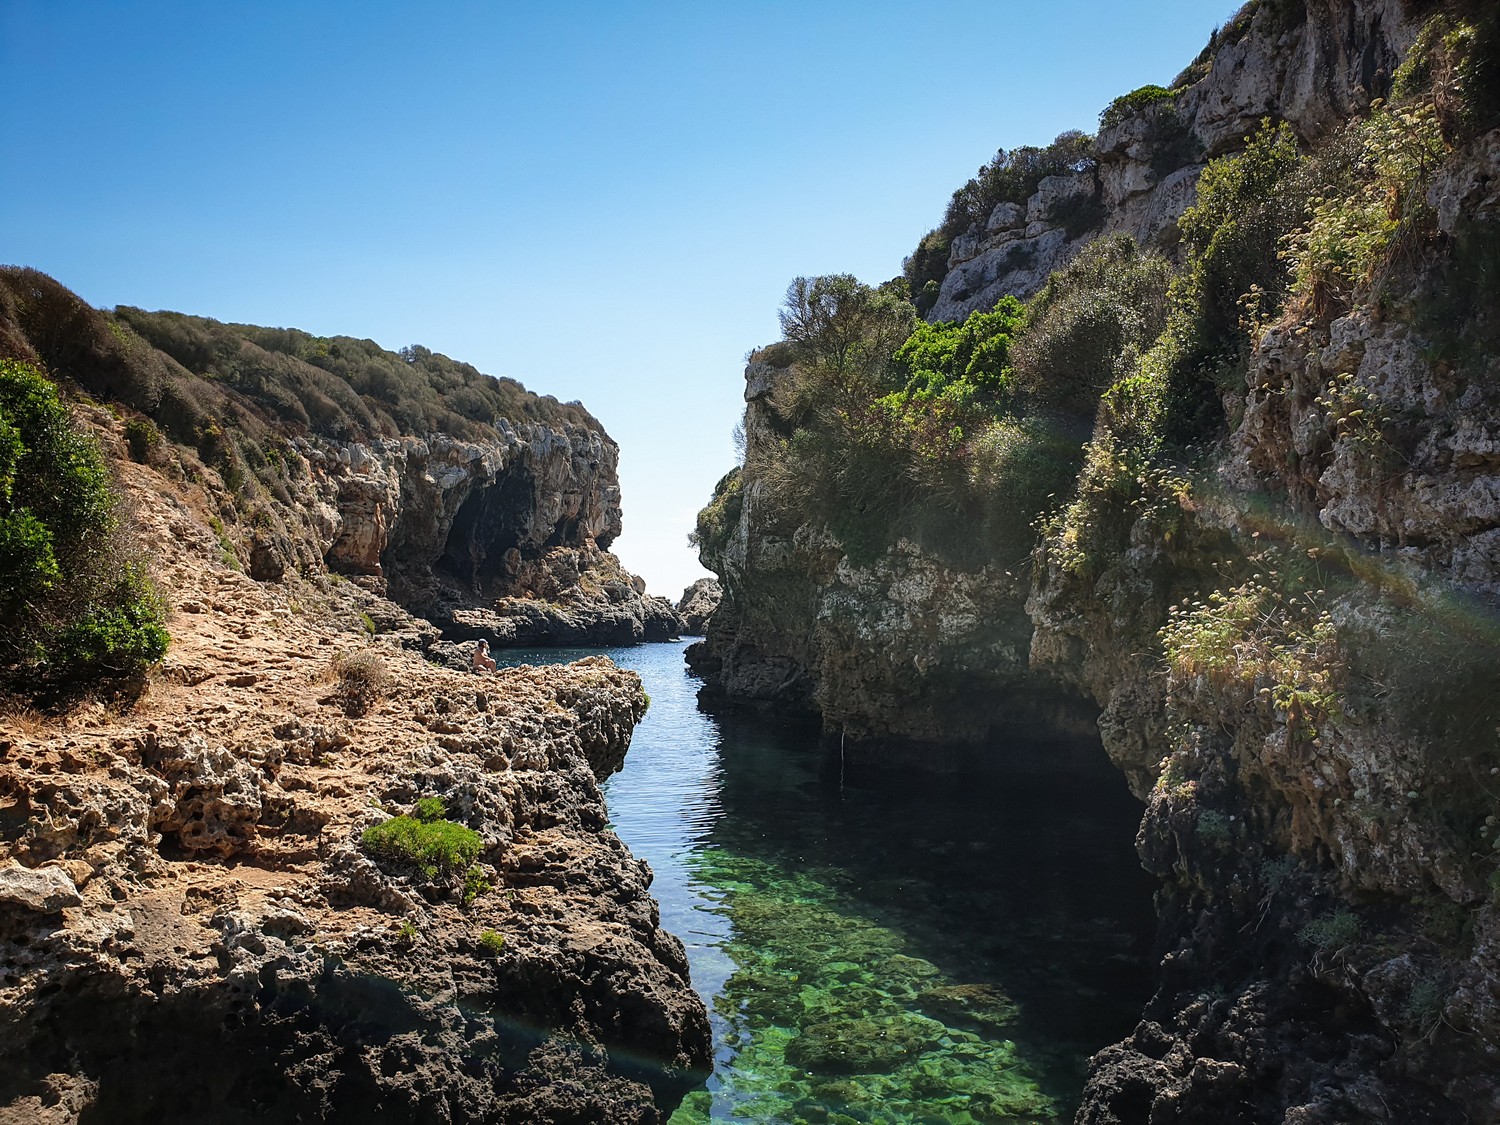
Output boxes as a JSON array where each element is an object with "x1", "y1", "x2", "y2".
[{"x1": 493, "y1": 641, "x2": 1155, "y2": 1124}]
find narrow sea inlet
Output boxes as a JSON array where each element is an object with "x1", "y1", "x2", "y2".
[{"x1": 495, "y1": 641, "x2": 1155, "y2": 1124}]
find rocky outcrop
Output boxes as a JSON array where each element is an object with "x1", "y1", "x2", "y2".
[
  {"x1": 929, "y1": 0, "x2": 1420, "y2": 323},
  {"x1": 676, "y1": 578, "x2": 721, "y2": 635},
  {"x1": 691, "y1": 359, "x2": 1085, "y2": 758},
  {"x1": 0, "y1": 379, "x2": 710, "y2": 1122},
  {"x1": 0, "y1": 277, "x2": 677, "y2": 650},
  {"x1": 251, "y1": 426, "x2": 677, "y2": 646}
]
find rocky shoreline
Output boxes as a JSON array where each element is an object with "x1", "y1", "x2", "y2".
[{"x1": 0, "y1": 285, "x2": 710, "y2": 1122}]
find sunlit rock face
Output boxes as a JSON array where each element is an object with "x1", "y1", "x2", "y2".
[
  {"x1": 271, "y1": 423, "x2": 678, "y2": 644},
  {"x1": 676, "y1": 577, "x2": 722, "y2": 635}
]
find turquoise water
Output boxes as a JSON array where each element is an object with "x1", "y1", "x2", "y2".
[{"x1": 493, "y1": 641, "x2": 1155, "y2": 1123}]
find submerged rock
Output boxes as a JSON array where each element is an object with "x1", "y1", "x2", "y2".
[{"x1": 785, "y1": 1014, "x2": 936, "y2": 1073}]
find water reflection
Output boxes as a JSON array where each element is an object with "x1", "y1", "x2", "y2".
[{"x1": 494, "y1": 642, "x2": 1155, "y2": 1123}]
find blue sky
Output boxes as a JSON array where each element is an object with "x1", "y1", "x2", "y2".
[{"x1": 3, "y1": 0, "x2": 1242, "y2": 597}]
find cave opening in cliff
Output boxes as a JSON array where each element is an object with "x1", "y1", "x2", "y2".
[{"x1": 439, "y1": 469, "x2": 537, "y2": 590}]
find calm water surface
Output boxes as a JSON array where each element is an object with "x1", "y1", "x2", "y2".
[{"x1": 495, "y1": 641, "x2": 1155, "y2": 1124}]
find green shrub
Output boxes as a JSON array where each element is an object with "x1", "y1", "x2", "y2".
[
  {"x1": 1010, "y1": 236, "x2": 1172, "y2": 416},
  {"x1": 691, "y1": 467, "x2": 744, "y2": 561},
  {"x1": 1166, "y1": 119, "x2": 1306, "y2": 444},
  {"x1": 122, "y1": 416, "x2": 161, "y2": 462},
  {"x1": 361, "y1": 813, "x2": 482, "y2": 879},
  {"x1": 1283, "y1": 101, "x2": 1445, "y2": 311},
  {"x1": 0, "y1": 358, "x2": 168, "y2": 682},
  {"x1": 733, "y1": 277, "x2": 1090, "y2": 570},
  {"x1": 414, "y1": 796, "x2": 446, "y2": 822},
  {"x1": 478, "y1": 929, "x2": 506, "y2": 956},
  {"x1": 1099, "y1": 84, "x2": 1179, "y2": 131},
  {"x1": 1394, "y1": 7, "x2": 1500, "y2": 139},
  {"x1": 49, "y1": 565, "x2": 170, "y2": 674},
  {"x1": 1298, "y1": 908, "x2": 1361, "y2": 954}
]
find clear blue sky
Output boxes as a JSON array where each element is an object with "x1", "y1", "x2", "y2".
[{"x1": 2, "y1": 0, "x2": 1241, "y2": 598}]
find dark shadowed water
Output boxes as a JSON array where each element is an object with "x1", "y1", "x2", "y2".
[{"x1": 493, "y1": 641, "x2": 1155, "y2": 1124}]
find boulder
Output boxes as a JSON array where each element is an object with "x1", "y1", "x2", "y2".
[
  {"x1": 676, "y1": 578, "x2": 722, "y2": 635},
  {"x1": 0, "y1": 863, "x2": 81, "y2": 913}
]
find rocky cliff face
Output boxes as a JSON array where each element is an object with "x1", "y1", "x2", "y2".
[
  {"x1": 1026, "y1": 120, "x2": 1500, "y2": 1121},
  {"x1": 694, "y1": 0, "x2": 1500, "y2": 1118},
  {"x1": 0, "y1": 412, "x2": 710, "y2": 1123},
  {"x1": 676, "y1": 578, "x2": 722, "y2": 636},
  {"x1": 287, "y1": 431, "x2": 680, "y2": 644},
  {"x1": 696, "y1": 0, "x2": 1433, "y2": 757},
  {"x1": 691, "y1": 358, "x2": 1084, "y2": 757},
  {"x1": 929, "y1": 0, "x2": 1419, "y2": 323}
]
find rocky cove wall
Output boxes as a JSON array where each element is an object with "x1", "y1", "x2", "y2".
[
  {"x1": 692, "y1": 1, "x2": 1500, "y2": 1118},
  {"x1": 1025, "y1": 124, "x2": 1500, "y2": 1121},
  {"x1": 695, "y1": 0, "x2": 1432, "y2": 754},
  {"x1": 690, "y1": 360, "x2": 1093, "y2": 758},
  {"x1": 224, "y1": 419, "x2": 681, "y2": 646}
]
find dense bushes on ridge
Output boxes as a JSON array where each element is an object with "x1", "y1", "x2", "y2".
[{"x1": 734, "y1": 243, "x2": 1164, "y2": 568}]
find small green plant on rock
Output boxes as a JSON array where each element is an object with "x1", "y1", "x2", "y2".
[
  {"x1": 361, "y1": 804, "x2": 482, "y2": 881},
  {"x1": 462, "y1": 865, "x2": 492, "y2": 908},
  {"x1": 1196, "y1": 809, "x2": 1232, "y2": 847},
  {"x1": 478, "y1": 929, "x2": 506, "y2": 957},
  {"x1": 1298, "y1": 908, "x2": 1361, "y2": 958}
]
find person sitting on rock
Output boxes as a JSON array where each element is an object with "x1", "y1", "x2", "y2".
[{"x1": 472, "y1": 638, "x2": 496, "y2": 674}]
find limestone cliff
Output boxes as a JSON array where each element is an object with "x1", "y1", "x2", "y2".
[
  {"x1": 676, "y1": 578, "x2": 722, "y2": 636},
  {"x1": 694, "y1": 0, "x2": 1500, "y2": 1118},
  {"x1": 1025, "y1": 118, "x2": 1500, "y2": 1121},
  {"x1": 0, "y1": 281, "x2": 710, "y2": 1122},
  {"x1": 690, "y1": 360, "x2": 1060, "y2": 752}
]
